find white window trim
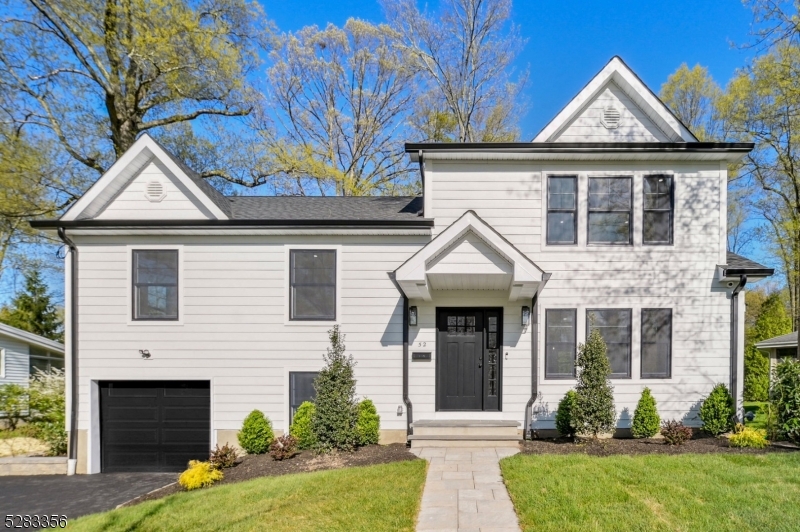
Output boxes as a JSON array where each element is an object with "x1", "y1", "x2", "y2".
[
  {"x1": 126, "y1": 245, "x2": 185, "y2": 326},
  {"x1": 0, "y1": 348, "x2": 5, "y2": 378},
  {"x1": 283, "y1": 244, "x2": 342, "y2": 326}
]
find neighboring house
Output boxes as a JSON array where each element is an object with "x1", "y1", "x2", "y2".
[
  {"x1": 0, "y1": 322, "x2": 65, "y2": 387},
  {"x1": 755, "y1": 332, "x2": 799, "y2": 373},
  {"x1": 31, "y1": 56, "x2": 774, "y2": 474}
]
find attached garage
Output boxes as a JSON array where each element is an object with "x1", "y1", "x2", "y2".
[{"x1": 100, "y1": 381, "x2": 210, "y2": 472}]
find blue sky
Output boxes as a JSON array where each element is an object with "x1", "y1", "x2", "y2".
[{"x1": 263, "y1": 0, "x2": 757, "y2": 139}]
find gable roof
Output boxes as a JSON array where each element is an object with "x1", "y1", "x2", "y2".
[
  {"x1": 533, "y1": 56, "x2": 698, "y2": 143},
  {"x1": 0, "y1": 323, "x2": 64, "y2": 353},
  {"x1": 60, "y1": 134, "x2": 230, "y2": 221}
]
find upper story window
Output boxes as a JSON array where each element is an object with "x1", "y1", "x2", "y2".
[
  {"x1": 547, "y1": 176, "x2": 577, "y2": 245},
  {"x1": 290, "y1": 250, "x2": 336, "y2": 321},
  {"x1": 133, "y1": 250, "x2": 179, "y2": 320},
  {"x1": 586, "y1": 308, "x2": 632, "y2": 378},
  {"x1": 643, "y1": 175, "x2": 674, "y2": 245},
  {"x1": 588, "y1": 177, "x2": 632, "y2": 245}
]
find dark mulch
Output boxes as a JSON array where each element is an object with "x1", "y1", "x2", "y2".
[
  {"x1": 521, "y1": 434, "x2": 798, "y2": 457},
  {"x1": 121, "y1": 443, "x2": 417, "y2": 507}
]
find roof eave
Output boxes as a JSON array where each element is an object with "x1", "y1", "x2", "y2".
[{"x1": 30, "y1": 218, "x2": 435, "y2": 229}]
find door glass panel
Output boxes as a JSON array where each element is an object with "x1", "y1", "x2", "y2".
[
  {"x1": 488, "y1": 317, "x2": 497, "y2": 332},
  {"x1": 488, "y1": 332, "x2": 497, "y2": 348}
]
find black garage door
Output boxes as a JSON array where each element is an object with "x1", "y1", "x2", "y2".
[{"x1": 100, "y1": 381, "x2": 210, "y2": 473}]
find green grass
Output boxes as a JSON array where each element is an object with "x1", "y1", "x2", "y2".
[
  {"x1": 744, "y1": 401, "x2": 770, "y2": 431},
  {"x1": 501, "y1": 453, "x2": 800, "y2": 532},
  {"x1": 70, "y1": 460, "x2": 427, "y2": 532}
]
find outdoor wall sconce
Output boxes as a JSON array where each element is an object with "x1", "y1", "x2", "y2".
[
  {"x1": 521, "y1": 306, "x2": 531, "y2": 326},
  {"x1": 397, "y1": 405, "x2": 403, "y2": 416},
  {"x1": 409, "y1": 306, "x2": 418, "y2": 326},
  {"x1": 139, "y1": 349, "x2": 151, "y2": 359}
]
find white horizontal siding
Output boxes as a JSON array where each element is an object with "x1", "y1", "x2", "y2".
[{"x1": 0, "y1": 336, "x2": 29, "y2": 386}]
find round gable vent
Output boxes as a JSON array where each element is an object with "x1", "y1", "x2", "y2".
[
  {"x1": 601, "y1": 105, "x2": 621, "y2": 129},
  {"x1": 144, "y1": 180, "x2": 166, "y2": 202}
]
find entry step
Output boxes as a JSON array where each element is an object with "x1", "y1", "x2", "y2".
[
  {"x1": 411, "y1": 420, "x2": 521, "y2": 427},
  {"x1": 408, "y1": 434, "x2": 521, "y2": 448}
]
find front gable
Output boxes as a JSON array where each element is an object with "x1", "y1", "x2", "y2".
[
  {"x1": 534, "y1": 56, "x2": 697, "y2": 143},
  {"x1": 61, "y1": 134, "x2": 229, "y2": 221}
]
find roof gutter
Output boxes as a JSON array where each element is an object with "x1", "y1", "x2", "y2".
[
  {"x1": 57, "y1": 227, "x2": 79, "y2": 475},
  {"x1": 406, "y1": 141, "x2": 754, "y2": 157},
  {"x1": 30, "y1": 219, "x2": 434, "y2": 230},
  {"x1": 730, "y1": 274, "x2": 747, "y2": 422},
  {"x1": 524, "y1": 273, "x2": 551, "y2": 440}
]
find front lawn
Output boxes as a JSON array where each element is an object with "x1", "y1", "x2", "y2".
[
  {"x1": 743, "y1": 401, "x2": 770, "y2": 431},
  {"x1": 501, "y1": 452, "x2": 800, "y2": 532},
  {"x1": 70, "y1": 460, "x2": 427, "y2": 532}
]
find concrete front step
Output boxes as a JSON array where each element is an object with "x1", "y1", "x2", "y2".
[{"x1": 411, "y1": 419, "x2": 521, "y2": 437}]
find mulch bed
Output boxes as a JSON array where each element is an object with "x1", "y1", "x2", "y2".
[
  {"x1": 120, "y1": 443, "x2": 418, "y2": 507},
  {"x1": 521, "y1": 434, "x2": 798, "y2": 457}
]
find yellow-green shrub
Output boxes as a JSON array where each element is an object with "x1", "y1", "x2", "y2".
[
  {"x1": 178, "y1": 460, "x2": 223, "y2": 490},
  {"x1": 729, "y1": 427, "x2": 769, "y2": 449}
]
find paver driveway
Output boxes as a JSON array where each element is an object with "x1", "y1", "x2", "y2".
[
  {"x1": 0, "y1": 473, "x2": 175, "y2": 521},
  {"x1": 410, "y1": 446, "x2": 521, "y2": 532}
]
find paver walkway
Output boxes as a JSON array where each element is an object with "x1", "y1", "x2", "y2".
[{"x1": 410, "y1": 446, "x2": 521, "y2": 532}]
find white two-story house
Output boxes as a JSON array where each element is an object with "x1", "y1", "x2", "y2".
[{"x1": 32, "y1": 57, "x2": 773, "y2": 474}]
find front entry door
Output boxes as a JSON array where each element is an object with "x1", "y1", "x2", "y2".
[{"x1": 436, "y1": 309, "x2": 502, "y2": 411}]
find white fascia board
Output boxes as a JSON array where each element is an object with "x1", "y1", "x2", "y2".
[
  {"x1": 61, "y1": 134, "x2": 228, "y2": 221},
  {"x1": 533, "y1": 57, "x2": 697, "y2": 143},
  {"x1": 66, "y1": 228, "x2": 431, "y2": 237},
  {"x1": 395, "y1": 211, "x2": 544, "y2": 300},
  {"x1": 0, "y1": 323, "x2": 65, "y2": 354}
]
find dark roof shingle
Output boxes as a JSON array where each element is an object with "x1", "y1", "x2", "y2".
[
  {"x1": 725, "y1": 252, "x2": 774, "y2": 275},
  {"x1": 227, "y1": 196, "x2": 423, "y2": 221}
]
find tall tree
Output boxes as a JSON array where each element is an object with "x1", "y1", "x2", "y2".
[
  {"x1": 745, "y1": 0, "x2": 800, "y2": 48},
  {"x1": 382, "y1": 0, "x2": 526, "y2": 142},
  {"x1": 659, "y1": 63, "x2": 722, "y2": 141},
  {"x1": 0, "y1": 0, "x2": 269, "y2": 180},
  {"x1": 259, "y1": 19, "x2": 417, "y2": 196},
  {"x1": 0, "y1": 270, "x2": 63, "y2": 341},
  {"x1": 717, "y1": 44, "x2": 800, "y2": 350}
]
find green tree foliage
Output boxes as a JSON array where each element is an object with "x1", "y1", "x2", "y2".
[
  {"x1": 289, "y1": 401, "x2": 316, "y2": 450},
  {"x1": 771, "y1": 358, "x2": 800, "y2": 444},
  {"x1": 744, "y1": 291, "x2": 791, "y2": 401},
  {"x1": 699, "y1": 384, "x2": 735, "y2": 436},
  {"x1": 0, "y1": 0, "x2": 269, "y2": 182},
  {"x1": 0, "y1": 270, "x2": 63, "y2": 341},
  {"x1": 312, "y1": 326, "x2": 359, "y2": 452},
  {"x1": 356, "y1": 399, "x2": 380, "y2": 446},
  {"x1": 659, "y1": 63, "x2": 723, "y2": 141},
  {"x1": 28, "y1": 368, "x2": 67, "y2": 456},
  {"x1": 716, "y1": 45, "x2": 800, "y2": 341},
  {"x1": 262, "y1": 19, "x2": 417, "y2": 196},
  {"x1": 572, "y1": 329, "x2": 616, "y2": 438},
  {"x1": 238, "y1": 410, "x2": 274, "y2": 455},
  {"x1": 555, "y1": 390, "x2": 577, "y2": 438},
  {"x1": 631, "y1": 388, "x2": 660, "y2": 438},
  {"x1": 0, "y1": 383, "x2": 27, "y2": 430},
  {"x1": 382, "y1": 0, "x2": 525, "y2": 142}
]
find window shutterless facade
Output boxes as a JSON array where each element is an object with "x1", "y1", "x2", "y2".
[
  {"x1": 289, "y1": 371, "x2": 318, "y2": 423},
  {"x1": 588, "y1": 177, "x2": 632, "y2": 245},
  {"x1": 545, "y1": 309, "x2": 577, "y2": 378},
  {"x1": 586, "y1": 309, "x2": 632, "y2": 378},
  {"x1": 547, "y1": 176, "x2": 577, "y2": 245},
  {"x1": 643, "y1": 175, "x2": 674, "y2": 245},
  {"x1": 132, "y1": 250, "x2": 179, "y2": 320},
  {"x1": 641, "y1": 309, "x2": 672, "y2": 378},
  {"x1": 290, "y1": 250, "x2": 336, "y2": 321}
]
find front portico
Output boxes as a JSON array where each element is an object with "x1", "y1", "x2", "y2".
[{"x1": 395, "y1": 211, "x2": 547, "y2": 426}]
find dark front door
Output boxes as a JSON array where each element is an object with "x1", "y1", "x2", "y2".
[
  {"x1": 436, "y1": 309, "x2": 502, "y2": 411},
  {"x1": 100, "y1": 381, "x2": 210, "y2": 472}
]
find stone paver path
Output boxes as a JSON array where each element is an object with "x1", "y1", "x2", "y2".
[{"x1": 410, "y1": 447, "x2": 521, "y2": 532}]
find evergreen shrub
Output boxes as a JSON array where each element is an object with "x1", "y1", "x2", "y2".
[
  {"x1": 289, "y1": 401, "x2": 316, "y2": 449},
  {"x1": 772, "y1": 358, "x2": 800, "y2": 444},
  {"x1": 555, "y1": 390, "x2": 577, "y2": 438},
  {"x1": 238, "y1": 410, "x2": 274, "y2": 454},
  {"x1": 356, "y1": 399, "x2": 380, "y2": 446},
  {"x1": 631, "y1": 387, "x2": 660, "y2": 438},
  {"x1": 572, "y1": 329, "x2": 616, "y2": 438},
  {"x1": 699, "y1": 384, "x2": 734, "y2": 436}
]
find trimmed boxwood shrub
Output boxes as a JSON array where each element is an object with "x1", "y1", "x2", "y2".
[
  {"x1": 555, "y1": 390, "x2": 577, "y2": 438},
  {"x1": 631, "y1": 387, "x2": 660, "y2": 438},
  {"x1": 312, "y1": 326, "x2": 359, "y2": 452},
  {"x1": 356, "y1": 399, "x2": 380, "y2": 446},
  {"x1": 238, "y1": 410, "x2": 274, "y2": 454},
  {"x1": 289, "y1": 401, "x2": 316, "y2": 449},
  {"x1": 572, "y1": 329, "x2": 616, "y2": 438},
  {"x1": 699, "y1": 383, "x2": 734, "y2": 436},
  {"x1": 772, "y1": 358, "x2": 800, "y2": 444}
]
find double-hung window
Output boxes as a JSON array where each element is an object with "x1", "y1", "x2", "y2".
[
  {"x1": 547, "y1": 176, "x2": 577, "y2": 245},
  {"x1": 290, "y1": 250, "x2": 336, "y2": 320},
  {"x1": 643, "y1": 175, "x2": 674, "y2": 244},
  {"x1": 545, "y1": 309, "x2": 577, "y2": 378},
  {"x1": 133, "y1": 250, "x2": 179, "y2": 320},
  {"x1": 586, "y1": 309, "x2": 632, "y2": 378},
  {"x1": 588, "y1": 177, "x2": 632, "y2": 244},
  {"x1": 641, "y1": 309, "x2": 672, "y2": 378},
  {"x1": 289, "y1": 371, "x2": 318, "y2": 423}
]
